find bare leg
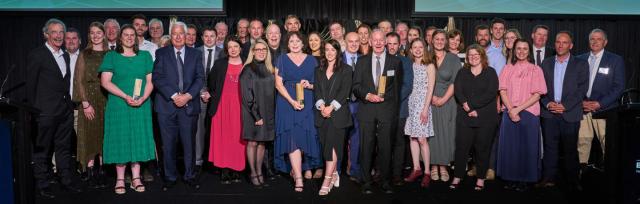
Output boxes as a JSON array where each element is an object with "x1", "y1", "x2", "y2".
[
  {"x1": 131, "y1": 162, "x2": 145, "y2": 192},
  {"x1": 115, "y1": 164, "x2": 126, "y2": 194},
  {"x1": 289, "y1": 149, "x2": 304, "y2": 192},
  {"x1": 319, "y1": 149, "x2": 338, "y2": 195},
  {"x1": 409, "y1": 138, "x2": 421, "y2": 171},
  {"x1": 418, "y1": 138, "x2": 430, "y2": 175}
]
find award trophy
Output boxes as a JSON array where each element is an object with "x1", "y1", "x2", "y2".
[
  {"x1": 377, "y1": 75, "x2": 386, "y2": 98},
  {"x1": 133, "y1": 78, "x2": 142, "y2": 100},
  {"x1": 296, "y1": 83, "x2": 304, "y2": 109}
]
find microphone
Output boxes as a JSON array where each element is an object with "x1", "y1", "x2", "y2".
[{"x1": 0, "y1": 64, "x2": 16, "y2": 99}]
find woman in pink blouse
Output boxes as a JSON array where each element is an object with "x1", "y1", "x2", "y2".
[{"x1": 496, "y1": 39, "x2": 547, "y2": 192}]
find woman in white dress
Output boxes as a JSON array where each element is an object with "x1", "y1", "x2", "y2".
[{"x1": 403, "y1": 39, "x2": 436, "y2": 188}]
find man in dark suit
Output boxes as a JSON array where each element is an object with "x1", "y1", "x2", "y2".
[
  {"x1": 152, "y1": 21, "x2": 204, "y2": 190},
  {"x1": 343, "y1": 32, "x2": 362, "y2": 182},
  {"x1": 385, "y1": 32, "x2": 413, "y2": 186},
  {"x1": 531, "y1": 25, "x2": 555, "y2": 67},
  {"x1": 576, "y1": 29, "x2": 625, "y2": 167},
  {"x1": 539, "y1": 31, "x2": 589, "y2": 191},
  {"x1": 193, "y1": 26, "x2": 221, "y2": 173},
  {"x1": 26, "y1": 18, "x2": 83, "y2": 198},
  {"x1": 352, "y1": 29, "x2": 403, "y2": 194}
]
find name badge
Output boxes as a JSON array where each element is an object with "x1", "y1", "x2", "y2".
[
  {"x1": 387, "y1": 70, "x2": 395, "y2": 76},
  {"x1": 598, "y1": 67, "x2": 609, "y2": 75}
]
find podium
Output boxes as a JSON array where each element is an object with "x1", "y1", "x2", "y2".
[
  {"x1": 593, "y1": 103, "x2": 640, "y2": 204},
  {"x1": 0, "y1": 97, "x2": 38, "y2": 204}
]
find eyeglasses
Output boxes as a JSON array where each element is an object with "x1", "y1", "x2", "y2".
[{"x1": 254, "y1": 48, "x2": 268, "y2": 52}]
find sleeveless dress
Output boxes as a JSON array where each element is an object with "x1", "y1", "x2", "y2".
[{"x1": 405, "y1": 63, "x2": 435, "y2": 138}]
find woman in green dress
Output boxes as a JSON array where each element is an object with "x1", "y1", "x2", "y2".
[
  {"x1": 73, "y1": 21, "x2": 108, "y2": 188},
  {"x1": 99, "y1": 24, "x2": 156, "y2": 194}
]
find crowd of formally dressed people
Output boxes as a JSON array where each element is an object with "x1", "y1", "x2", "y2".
[{"x1": 26, "y1": 14, "x2": 626, "y2": 199}]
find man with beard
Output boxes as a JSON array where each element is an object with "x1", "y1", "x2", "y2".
[{"x1": 132, "y1": 14, "x2": 158, "y2": 61}]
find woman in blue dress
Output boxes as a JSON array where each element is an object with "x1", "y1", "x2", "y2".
[{"x1": 274, "y1": 31, "x2": 322, "y2": 192}]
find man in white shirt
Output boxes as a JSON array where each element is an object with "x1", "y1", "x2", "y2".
[{"x1": 132, "y1": 14, "x2": 158, "y2": 61}]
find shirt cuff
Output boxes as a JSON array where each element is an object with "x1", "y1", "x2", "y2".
[
  {"x1": 315, "y1": 99, "x2": 325, "y2": 110},
  {"x1": 330, "y1": 100, "x2": 342, "y2": 111},
  {"x1": 171, "y1": 93, "x2": 179, "y2": 99}
]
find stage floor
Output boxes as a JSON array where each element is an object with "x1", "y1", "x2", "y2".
[{"x1": 35, "y1": 167, "x2": 608, "y2": 204}]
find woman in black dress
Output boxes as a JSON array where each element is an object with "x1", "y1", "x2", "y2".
[
  {"x1": 240, "y1": 39, "x2": 276, "y2": 187},
  {"x1": 314, "y1": 39, "x2": 353, "y2": 196}
]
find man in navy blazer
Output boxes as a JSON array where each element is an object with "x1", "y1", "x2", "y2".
[
  {"x1": 538, "y1": 31, "x2": 589, "y2": 190},
  {"x1": 342, "y1": 32, "x2": 362, "y2": 182},
  {"x1": 152, "y1": 21, "x2": 204, "y2": 190},
  {"x1": 576, "y1": 29, "x2": 625, "y2": 165}
]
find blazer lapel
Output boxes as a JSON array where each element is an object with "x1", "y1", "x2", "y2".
[{"x1": 561, "y1": 57, "x2": 574, "y2": 101}]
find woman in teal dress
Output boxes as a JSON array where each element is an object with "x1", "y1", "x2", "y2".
[{"x1": 99, "y1": 24, "x2": 156, "y2": 194}]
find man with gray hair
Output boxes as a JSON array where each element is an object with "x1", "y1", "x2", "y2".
[
  {"x1": 27, "y1": 18, "x2": 83, "y2": 199},
  {"x1": 104, "y1": 18, "x2": 120, "y2": 50},
  {"x1": 214, "y1": 21, "x2": 228, "y2": 48},
  {"x1": 576, "y1": 29, "x2": 625, "y2": 169},
  {"x1": 153, "y1": 21, "x2": 204, "y2": 191},
  {"x1": 149, "y1": 18, "x2": 164, "y2": 47}
]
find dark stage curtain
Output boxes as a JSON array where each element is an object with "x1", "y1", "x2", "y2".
[{"x1": 1, "y1": 0, "x2": 639, "y2": 102}]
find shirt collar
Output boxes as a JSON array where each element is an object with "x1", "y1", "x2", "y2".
[
  {"x1": 590, "y1": 49, "x2": 604, "y2": 58},
  {"x1": 204, "y1": 45, "x2": 216, "y2": 50},
  {"x1": 174, "y1": 46, "x2": 186, "y2": 55},
  {"x1": 555, "y1": 53, "x2": 571, "y2": 63},
  {"x1": 68, "y1": 49, "x2": 79, "y2": 56},
  {"x1": 45, "y1": 42, "x2": 64, "y2": 57}
]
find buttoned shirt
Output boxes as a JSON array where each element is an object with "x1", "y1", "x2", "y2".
[
  {"x1": 587, "y1": 49, "x2": 604, "y2": 97},
  {"x1": 45, "y1": 42, "x2": 67, "y2": 77},
  {"x1": 68, "y1": 49, "x2": 79, "y2": 96},
  {"x1": 371, "y1": 51, "x2": 386, "y2": 85},
  {"x1": 139, "y1": 39, "x2": 158, "y2": 61},
  {"x1": 487, "y1": 41, "x2": 506, "y2": 75},
  {"x1": 553, "y1": 54, "x2": 570, "y2": 102}
]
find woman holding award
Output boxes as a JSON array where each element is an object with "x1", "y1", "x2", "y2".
[
  {"x1": 314, "y1": 40, "x2": 352, "y2": 196},
  {"x1": 208, "y1": 36, "x2": 247, "y2": 184},
  {"x1": 274, "y1": 31, "x2": 322, "y2": 192},
  {"x1": 99, "y1": 24, "x2": 156, "y2": 194}
]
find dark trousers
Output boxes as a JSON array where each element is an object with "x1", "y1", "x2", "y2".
[
  {"x1": 392, "y1": 118, "x2": 407, "y2": 177},
  {"x1": 541, "y1": 116, "x2": 580, "y2": 183},
  {"x1": 488, "y1": 112, "x2": 502, "y2": 170},
  {"x1": 158, "y1": 109, "x2": 197, "y2": 182},
  {"x1": 359, "y1": 119, "x2": 395, "y2": 184},
  {"x1": 453, "y1": 124, "x2": 496, "y2": 179},
  {"x1": 32, "y1": 109, "x2": 75, "y2": 189},
  {"x1": 348, "y1": 102, "x2": 361, "y2": 177}
]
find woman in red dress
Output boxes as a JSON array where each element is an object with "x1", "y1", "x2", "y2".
[{"x1": 207, "y1": 36, "x2": 247, "y2": 184}]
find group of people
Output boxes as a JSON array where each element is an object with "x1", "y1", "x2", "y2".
[{"x1": 26, "y1": 13, "x2": 625, "y2": 199}]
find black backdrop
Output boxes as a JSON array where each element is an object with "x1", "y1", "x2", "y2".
[{"x1": 1, "y1": 0, "x2": 639, "y2": 102}]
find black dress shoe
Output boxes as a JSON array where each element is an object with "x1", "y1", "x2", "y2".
[
  {"x1": 381, "y1": 183, "x2": 394, "y2": 194},
  {"x1": 361, "y1": 183, "x2": 373, "y2": 195},
  {"x1": 63, "y1": 183, "x2": 84, "y2": 193},
  {"x1": 185, "y1": 179, "x2": 201, "y2": 190},
  {"x1": 38, "y1": 187, "x2": 55, "y2": 199},
  {"x1": 162, "y1": 180, "x2": 176, "y2": 191}
]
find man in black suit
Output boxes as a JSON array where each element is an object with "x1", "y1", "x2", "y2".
[
  {"x1": 352, "y1": 29, "x2": 403, "y2": 194},
  {"x1": 538, "y1": 31, "x2": 589, "y2": 191},
  {"x1": 531, "y1": 25, "x2": 555, "y2": 67},
  {"x1": 194, "y1": 26, "x2": 221, "y2": 173},
  {"x1": 26, "y1": 18, "x2": 83, "y2": 198}
]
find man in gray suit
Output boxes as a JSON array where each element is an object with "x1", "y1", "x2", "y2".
[{"x1": 194, "y1": 26, "x2": 222, "y2": 174}]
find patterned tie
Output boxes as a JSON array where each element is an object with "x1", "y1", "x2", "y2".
[
  {"x1": 206, "y1": 49, "x2": 213, "y2": 72},
  {"x1": 375, "y1": 56, "x2": 381, "y2": 86},
  {"x1": 177, "y1": 51, "x2": 185, "y2": 92},
  {"x1": 536, "y1": 50, "x2": 542, "y2": 66}
]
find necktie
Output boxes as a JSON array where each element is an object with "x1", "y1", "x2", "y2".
[
  {"x1": 206, "y1": 48, "x2": 213, "y2": 72},
  {"x1": 177, "y1": 51, "x2": 185, "y2": 92},
  {"x1": 587, "y1": 55, "x2": 597, "y2": 97},
  {"x1": 350, "y1": 56, "x2": 356, "y2": 69},
  {"x1": 110, "y1": 45, "x2": 115, "y2": 50},
  {"x1": 375, "y1": 56, "x2": 381, "y2": 86},
  {"x1": 536, "y1": 50, "x2": 542, "y2": 66}
]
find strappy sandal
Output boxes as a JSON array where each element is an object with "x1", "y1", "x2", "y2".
[
  {"x1": 257, "y1": 174, "x2": 269, "y2": 187},
  {"x1": 294, "y1": 177, "x2": 304, "y2": 192},
  {"x1": 114, "y1": 179, "x2": 126, "y2": 194},
  {"x1": 440, "y1": 168, "x2": 450, "y2": 182},
  {"x1": 430, "y1": 168, "x2": 439, "y2": 181},
  {"x1": 250, "y1": 175, "x2": 261, "y2": 187},
  {"x1": 332, "y1": 172, "x2": 340, "y2": 188},
  {"x1": 130, "y1": 177, "x2": 145, "y2": 192},
  {"x1": 318, "y1": 176, "x2": 332, "y2": 196}
]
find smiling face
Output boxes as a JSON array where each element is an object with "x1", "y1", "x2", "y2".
[
  {"x1": 467, "y1": 48, "x2": 481, "y2": 67},
  {"x1": 395, "y1": 24, "x2": 408, "y2": 43},
  {"x1": 505, "y1": 31, "x2": 518, "y2": 50},
  {"x1": 308, "y1": 33, "x2": 321, "y2": 52},
  {"x1": 329, "y1": 23, "x2": 344, "y2": 40},
  {"x1": 202, "y1": 30, "x2": 217, "y2": 47},
  {"x1": 345, "y1": 32, "x2": 359, "y2": 53},
  {"x1": 237, "y1": 20, "x2": 249, "y2": 38},
  {"x1": 448, "y1": 34, "x2": 460, "y2": 51},
  {"x1": 475, "y1": 28, "x2": 490, "y2": 47},
  {"x1": 45, "y1": 23, "x2": 65, "y2": 49},
  {"x1": 532, "y1": 27, "x2": 548, "y2": 48},
  {"x1": 408, "y1": 28, "x2": 420, "y2": 43},
  {"x1": 410, "y1": 40, "x2": 425, "y2": 60},
  {"x1": 227, "y1": 40, "x2": 241, "y2": 58},
  {"x1": 250, "y1": 20, "x2": 264, "y2": 40},
  {"x1": 491, "y1": 22, "x2": 505, "y2": 41},
  {"x1": 120, "y1": 28, "x2": 136, "y2": 49},
  {"x1": 515, "y1": 41, "x2": 530, "y2": 62},
  {"x1": 554, "y1": 33, "x2": 573, "y2": 57},
  {"x1": 253, "y1": 42, "x2": 268, "y2": 61},
  {"x1": 266, "y1": 25, "x2": 281, "y2": 48},
  {"x1": 105, "y1": 21, "x2": 119, "y2": 42},
  {"x1": 357, "y1": 27, "x2": 370, "y2": 44},
  {"x1": 89, "y1": 26, "x2": 105, "y2": 46},
  {"x1": 64, "y1": 31, "x2": 80, "y2": 53},
  {"x1": 378, "y1": 21, "x2": 392, "y2": 35},
  {"x1": 285, "y1": 18, "x2": 301, "y2": 32},
  {"x1": 149, "y1": 22, "x2": 163, "y2": 38},
  {"x1": 171, "y1": 25, "x2": 186, "y2": 49},
  {"x1": 132, "y1": 18, "x2": 147, "y2": 37},
  {"x1": 324, "y1": 43, "x2": 338, "y2": 62},
  {"x1": 288, "y1": 34, "x2": 304, "y2": 53},
  {"x1": 370, "y1": 31, "x2": 386, "y2": 54},
  {"x1": 589, "y1": 31, "x2": 607, "y2": 53},
  {"x1": 432, "y1": 32, "x2": 447, "y2": 51}
]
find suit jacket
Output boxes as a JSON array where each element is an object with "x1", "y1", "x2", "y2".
[
  {"x1": 152, "y1": 46, "x2": 204, "y2": 115},
  {"x1": 577, "y1": 50, "x2": 625, "y2": 111},
  {"x1": 25, "y1": 45, "x2": 74, "y2": 116},
  {"x1": 352, "y1": 53, "x2": 403, "y2": 122},
  {"x1": 206, "y1": 58, "x2": 229, "y2": 116},
  {"x1": 540, "y1": 55, "x2": 589, "y2": 122},
  {"x1": 397, "y1": 55, "x2": 413, "y2": 119},
  {"x1": 196, "y1": 45, "x2": 222, "y2": 76},
  {"x1": 314, "y1": 62, "x2": 353, "y2": 128}
]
